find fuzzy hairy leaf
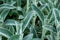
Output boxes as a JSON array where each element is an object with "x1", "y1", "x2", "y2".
[
  {"x1": 22, "y1": 11, "x2": 34, "y2": 31},
  {"x1": 0, "y1": 9, "x2": 10, "y2": 22},
  {"x1": 31, "y1": 4, "x2": 44, "y2": 23},
  {"x1": 0, "y1": 28, "x2": 13, "y2": 38},
  {"x1": 5, "y1": 19, "x2": 17, "y2": 25}
]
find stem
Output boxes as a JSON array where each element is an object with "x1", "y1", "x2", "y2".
[
  {"x1": 32, "y1": 16, "x2": 36, "y2": 26},
  {"x1": 19, "y1": 23, "x2": 23, "y2": 40},
  {"x1": 15, "y1": 21, "x2": 19, "y2": 34},
  {"x1": 19, "y1": 27, "x2": 23, "y2": 40},
  {"x1": 15, "y1": 22, "x2": 23, "y2": 40},
  {"x1": 32, "y1": 16, "x2": 38, "y2": 38},
  {"x1": 41, "y1": 19, "x2": 46, "y2": 40},
  {"x1": 41, "y1": 29, "x2": 46, "y2": 40},
  {"x1": 26, "y1": 0, "x2": 30, "y2": 13}
]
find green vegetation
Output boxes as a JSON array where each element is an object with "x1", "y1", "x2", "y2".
[{"x1": 0, "y1": 0, "x2": 60, "y2": 40}]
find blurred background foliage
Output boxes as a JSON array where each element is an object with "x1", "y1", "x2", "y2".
[{"x1": 0, "y1": 0, "x2": 60, "y2": 40}]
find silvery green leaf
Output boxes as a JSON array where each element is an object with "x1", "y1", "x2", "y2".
[
  {"x1": 8, "y1": 35, "x2": 19, "y2": 40},
  {"x1": 0, "y1": 5, "x2": 16, "y2": 9},
  {"x1": 16, "y1": 6, "x2": 22, "y2": 11},
  {"x1": 45, "y1": 35, "x2": 51, "y2": 40},
  {"x1": 23, "y1": 33, "x2": 33, "y2": 40},
  {"x1": 52, "y1": 8, "x2": 60, "y2": 26},
  {"x1": 0, "y1": 28, "x2": 13, "y2": 38},
  {"x1": 5, "y1": 19, "x2": 16, "y2": 25},
  {"x1": 8, "y1": 26, "x2": 15, "y2": 34},
  {"x1": 42, "y1": 25, "x2": 56, "y2": 32},
  {"x1": 0, "y1": 1, "x2": 16, "y2": 9},
  {"x1": 29, "y1": 24, "x2": 38, "y2": 37},
  {"x1": 47, "y1": 11, "x2": 55, "y2": 25},
  {"x1": 18, "y1": 15, "x2": 24, "y2": 19},
  {"x1": 31, "y1": 4, "x2": 44, "y2": 23},
  {"x1": 0, "y1": 9, "x2": 10, "y2": 22},
  {"x1": 22, "y1": 11, "x2": 34, "y2": 31}
]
